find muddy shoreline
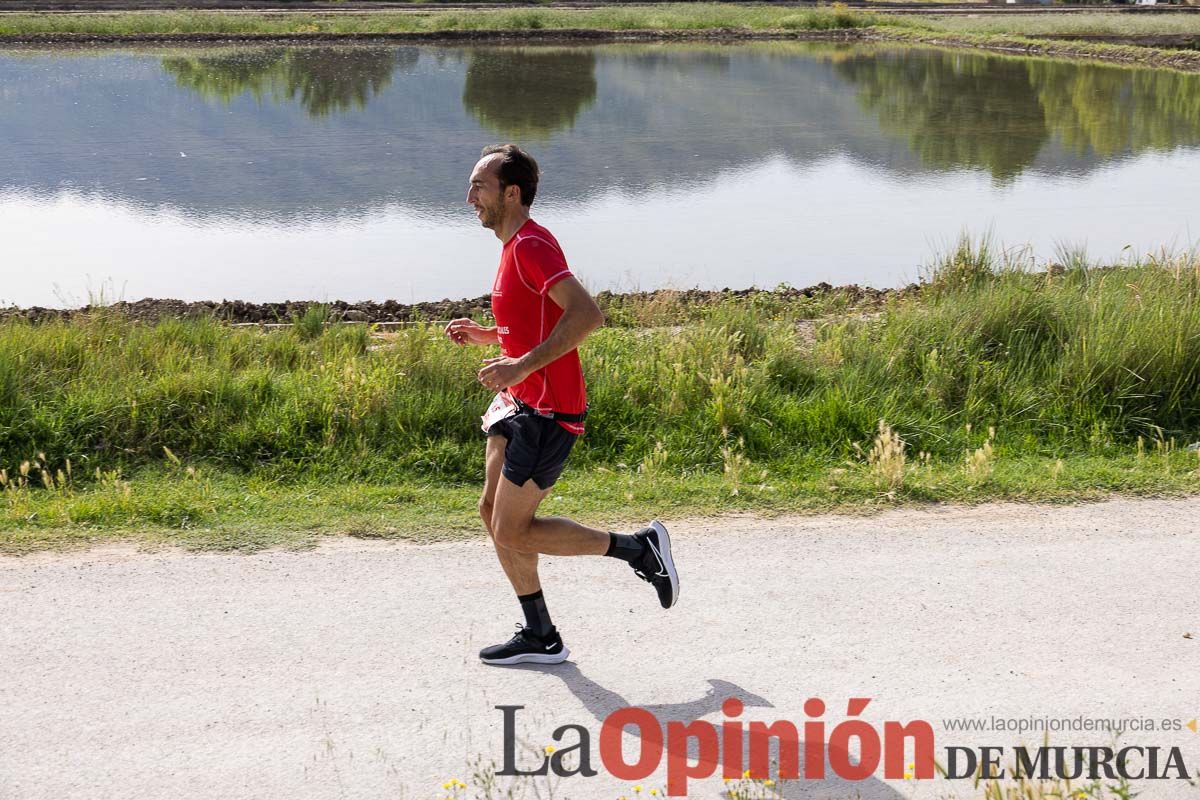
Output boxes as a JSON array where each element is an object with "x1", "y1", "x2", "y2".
[
  {"x1": 0, "y1": 27, "x2": 858, "y2": 45},
  {"x1": 0, "y1": 283, "x2": 904, "y2": 325}
]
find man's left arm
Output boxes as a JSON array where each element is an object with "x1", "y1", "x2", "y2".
[{"x1": 477, "y1": 277, "x2": 604, "y2": 390}]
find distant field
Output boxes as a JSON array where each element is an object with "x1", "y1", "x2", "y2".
[
  {"x1": 0, "y1": 5, "x2": 881, "y2": 35},
  {"x1": 0, "y1": 0, "x2": 986, "y2": 8},
  {"x1": 2, "y1": 4, "x2": 1199, "y2": 42},
  {"x1": 911, "y1": 11, "x2": 1200, "y2": 36}
]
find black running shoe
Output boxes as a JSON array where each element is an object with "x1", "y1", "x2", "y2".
[
  {"x1": 631, "y1": 520, "x2": 679, "y2": 609},
  {"x1": 479, "y1": 624, "x2": 569, "y2": 666}
]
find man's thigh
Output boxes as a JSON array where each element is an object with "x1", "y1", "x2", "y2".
[
  {"x1": 492, "y1": 464, "x2": 551, "y2": 538},
  {"x1": 481, "y1": 434, "x2": 507, "y2": 517}
]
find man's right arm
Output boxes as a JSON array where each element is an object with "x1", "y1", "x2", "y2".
[{"x1": 444, "y1": 318, "x2": 499, "y2": 346}]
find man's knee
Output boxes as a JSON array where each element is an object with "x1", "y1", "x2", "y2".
[{"x1": 492, "y1": 518, "x2": 533, "y2": 552}]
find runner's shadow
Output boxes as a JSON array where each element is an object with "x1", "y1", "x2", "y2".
[
  {"x1": 511, "y1": 662, "x2": 772, "y2": 723},
  {"x1": 510, "y1": 663, "x2": 904, "y2": 799}
]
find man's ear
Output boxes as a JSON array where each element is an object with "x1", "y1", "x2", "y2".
[{"x1": 504, "y1": 184, "x2": 521, "y2": 205}]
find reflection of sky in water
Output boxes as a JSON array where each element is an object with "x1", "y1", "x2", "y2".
[
  {"x1": 5, "y1": 153, "x2": 1197, "y2": 309},
  {"x1": 0, "y1": 43, "x2": 1198, "y2": 307}
]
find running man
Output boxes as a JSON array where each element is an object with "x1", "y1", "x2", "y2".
[{"x1": 445, "y1": 144, "x2": 679, "y2": 666}]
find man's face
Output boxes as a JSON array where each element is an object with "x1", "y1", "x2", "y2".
[{"x1": 467, "y1": 156, "x2": 509, "y2": 230}]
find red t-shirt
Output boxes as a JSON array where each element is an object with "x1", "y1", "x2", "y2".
[{"x1": 491, "y1": 219, "x2": 587, "y2": 434}]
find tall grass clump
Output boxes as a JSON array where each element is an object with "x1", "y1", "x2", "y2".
[
  {"x1": 866, "y1": 419, "x2": 907, "y2": 491},
  {"x1": 292, "y1": 303, "x2": 331, "y2": 341},
  {"x1": 2, "y1": 242, "x2": 1198, "y2": 492},
  {"x1": 0, "y1": 313, "x2": 487, "y2": 483},
  {"x1": 839, "y1": 239, "x2": 1200, "y2": 457}
]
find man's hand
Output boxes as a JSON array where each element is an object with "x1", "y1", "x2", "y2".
[
  {"x1": 444, "y1": 318, "x2": 497, "y2": 346},
  {"x1": 478, "y1": 356, "x2": 532, "y2": 392}
]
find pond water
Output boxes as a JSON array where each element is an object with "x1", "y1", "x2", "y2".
[{"x1": 1, "y1": 42, "x2": 1198, "y2": 307}]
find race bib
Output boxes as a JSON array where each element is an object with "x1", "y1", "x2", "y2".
[{"x1": 481, "y1": 391, "x2": 519, "y2": 433}]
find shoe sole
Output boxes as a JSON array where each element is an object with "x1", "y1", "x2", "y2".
[
  {"x1": 480, "y1": 646, "x2": 570, "y2": 666},
  {"x1": 650, "y1": 520, "x2": 680, "y2": 609}
]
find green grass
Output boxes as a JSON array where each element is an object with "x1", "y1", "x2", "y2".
[
  {"x1": 2, "y1": 239, "x2": 1200, "y2": 552},
  {"x1": 911, "y1": 11, "x2": 1200, "y2": 38},
  {"x1": 3, "y1": 451, "x2": 1198, "y2": 553},
  {"x1": 0, "y1": 5, "x2": 884, "y2": 36}
]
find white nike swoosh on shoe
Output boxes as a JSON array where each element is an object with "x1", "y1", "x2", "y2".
[
  {"x1": 649, "y1": 520, "x2": 680, "y2": 608},
  {"x1": 544, "y1": 644, "x2": 556, "y2": 650},
  {"x1": 646, "y1": 541, "x2": 667, "y2": 572}
]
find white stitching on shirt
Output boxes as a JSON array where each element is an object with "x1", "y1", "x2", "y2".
[
  {"x1": 538, "y1": 269, "x2": 571, "y2": 295},
  {"x1": 514, "y1": 234, "x2": 568, "y2": 294}
]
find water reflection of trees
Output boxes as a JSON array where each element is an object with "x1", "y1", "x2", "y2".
[
  {"x1": 836, "y1": 48, "x2": 1200, "y2": 180},
  {"x1": 14, "y1": 42, "x2": 1200, "y2": 226},
  {"x1": 162, "y1": 47, "x2": 413, "y2": 117},
  {"x1": 461, "y1": 48, "x2": 597, "y2": 139},
  {"x1": 1027, "y1": 60, "x2": 1200, "y2": 157},
  {"x1": 834, "y1": 51, "x2": 1048, "y2": 182}
]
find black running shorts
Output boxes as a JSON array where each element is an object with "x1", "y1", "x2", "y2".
[{"x1": 486, "y1": 409, "x2": 578, "y2": 490}]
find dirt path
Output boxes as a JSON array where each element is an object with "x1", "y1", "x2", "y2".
[{"x1": 2, "y1": 497, "x2": 1198, "y2": 799}]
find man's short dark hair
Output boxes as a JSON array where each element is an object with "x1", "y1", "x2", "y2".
[{"x1": 481, "y1": 144, "x2": 539, "y2": 207}]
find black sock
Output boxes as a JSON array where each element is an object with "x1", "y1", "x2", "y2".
[
  {"x1": 605, "y1": 532, "x2": 644, "y2": 564},
  {"x1": 518, "y1": 589, "x2": 554, "y2": 637}
]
